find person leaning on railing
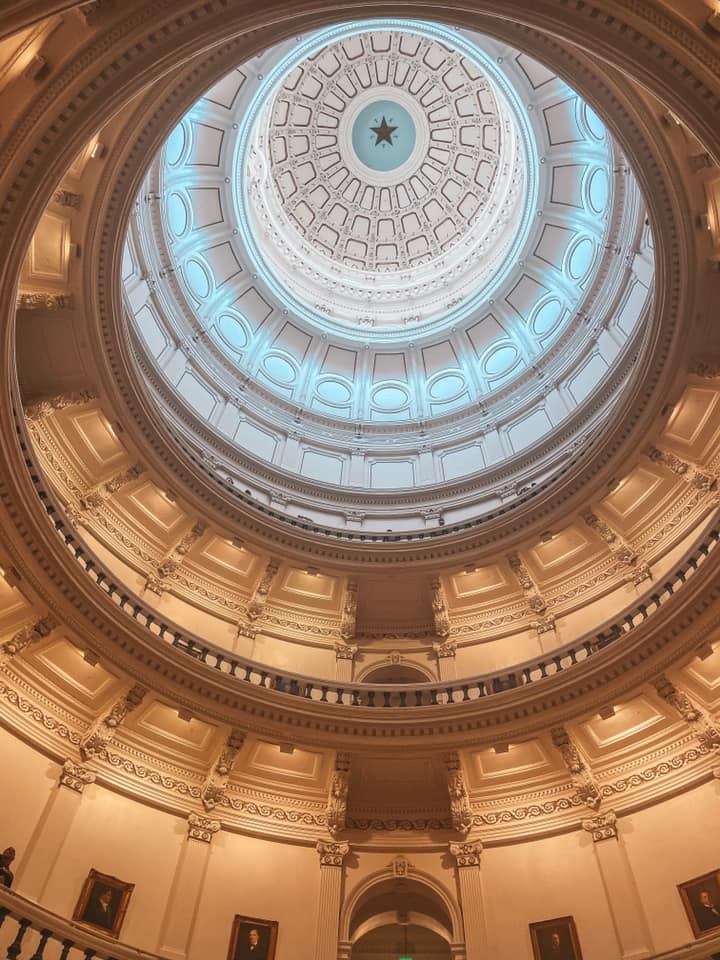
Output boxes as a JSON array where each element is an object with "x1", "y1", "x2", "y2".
[{"x1": 0, "y1": 846, "x2": 15, "y2": 888}]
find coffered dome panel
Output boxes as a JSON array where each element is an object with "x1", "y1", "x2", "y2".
[{"x1": 123, "y1": 18, "x2": 653, "y2": 524}]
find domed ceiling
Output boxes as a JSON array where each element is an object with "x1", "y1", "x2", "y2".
[{"x1": 123, "y1": 18, "x2": 653, "y2": 531}]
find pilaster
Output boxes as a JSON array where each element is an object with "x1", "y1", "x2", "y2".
[
  {"x1": 581, "y1": 813, "x2": 654, "y2": 958},
  {"x1": 16, "y1": 760, "x2": 95, "y2": 902},
  {"x1": 449, "y1": 842, "x2": 486, "y2": 960},
  {"x1": 315, "y1": 841, "x2": 350, "y2": 960},
  {"x1": 157, "y1": 814, "x2": 219, "y2": 959}
]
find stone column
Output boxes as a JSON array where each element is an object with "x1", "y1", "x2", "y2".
[
  {"x1": 157, "y1": 814, "x2": 220, "y2": 959},
  {"x1": 315, "y1": 841, "x2": 350, "y2": 960},
  {"x1": 449, "y1": 842, "x2": 486, "y2": 960},
  {"x1": 581, "y1": 813, "x2": 654, "y2": 959},
  {"x1": 16, "y1": 760, "x2": 95, "y2": 901}
]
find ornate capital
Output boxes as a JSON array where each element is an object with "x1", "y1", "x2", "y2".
[
  {"x1": 449, "y1": 841, "x2": 482, "y2": 867},
  {"x1": 582, "y1": 811, "x2": 618, "y2": 842},
  {"x1": 334, "y1": 641, "x2": 357, "y2": 661},
  {"x1": 59, "y1": 759, "x2": 96, "y2": 793},
  {"x1": 317, "y1": 840, "x2": 350, "y2": 866},
  {"x1": 1, "y1": 615, "x2": 57, "y2": 658},
  {"x1": 433, "y1": 639, "x2": 457, "y2": 659},
  {"x1": 187, "y1": 812, "x2": 221, "y2": 843},
  {"x1": 16, "y1": 292, "x2": 74, "y2": 312}
]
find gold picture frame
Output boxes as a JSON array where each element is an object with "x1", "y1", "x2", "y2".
[
  {"x1": 72, "y1": 868, "x2": 134, "y2": 939},
  {"x1": 529, "y1": 916, "x2": 584, "y2": 960},
  {"x1": 678, "y1": 868, "x2": 720, "y2": 938},
  {"x1": 227, "y1": 914, "x2": 279, "y2": 960}
]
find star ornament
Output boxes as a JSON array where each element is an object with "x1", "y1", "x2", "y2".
[{"x1": 370, "y1": 116, "x2": 398, "y2": 147}]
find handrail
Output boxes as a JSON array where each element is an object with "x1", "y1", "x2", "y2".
[
  {"x1": 16, "y1": 412, "x2": 720, "y2": 708},
  {"x1": 0, "y1": 887, "x2": 168, "y2": 960}
]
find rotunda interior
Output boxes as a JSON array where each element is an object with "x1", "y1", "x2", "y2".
[{"x1": 1, "y1": 3, "x2": 720, "y2": 960}]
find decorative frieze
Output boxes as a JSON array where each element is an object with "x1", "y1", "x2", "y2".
[
  {"x1": 316, "y1": 840, "x2": 350, "y2": 867},
  {"x1": 79, "y1": 683, "x2": 146, "y2": 760},
  {"x1": 200, "y1": 729, "x2": 245, "y2": 811},
  {"x1": 187, "y1": 812, "x2": 221, "y2": 843},
  {"x1": 1, "y1": 615, "x2": 56, "y2": 660},
  {"x1": 59, "y1": 759, "x2": 95, "y2": 793},
  {"x1": 443, "y1": 752, "x2": 472, "y2": 835},
  {"x1": 16, "y1": 292, "x2": 74, "y2": 311},
  {"x1": 246, "y1": 558, "x2": 281, "y2": 621},
  {"x1": 340, "y1": 579, "x2": 359, "y2": 641},
  {"x1": 551, "y1": 726, "x2": 601, "y2": 810},
  {"x1": 582, "y1": 810, "x2": 618, "y2": 842},
  {"x1": 430, "y1": 576, "x2": 452, "y2": 639},
  {"x1": 327, "y1": 752, "x2": 350, "y2": 837},
  {"x1": 24, "y1": 390, "x2": 96, "y2": 420},
  {"x1": 449, "y1": 841, "x2": 482, "y2": 867}
]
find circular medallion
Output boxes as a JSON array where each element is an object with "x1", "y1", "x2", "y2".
[{"x1": 351, "y1": 100, "x2": 417, "y2": 172}]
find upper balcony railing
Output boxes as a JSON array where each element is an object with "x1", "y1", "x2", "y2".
[{"x1": 16, "y1": 412, "x2": 720, "y2": 709}]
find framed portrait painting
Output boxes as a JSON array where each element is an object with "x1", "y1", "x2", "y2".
[
  {"x1": 678, "y1": 868, "x2": 720, "y2": 938},
  {"x1": 72, "y1": 868, "x2": 134, "y2": 938},
  {"x1": 530, "y1": 916, "x2": 584, "y2": 960},
  {"x1": 227, "y1": 915, "x2": 278, "y2": 960}
]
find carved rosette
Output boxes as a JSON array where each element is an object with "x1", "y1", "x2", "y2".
[
  {"x1": 317, "y1": 840, "x2": 350, "y2": 867},
  {"x1": 582, "y1": 811, "x2": 618, "y2": 842},
  {"x1": 449, "y1": 841, "x2": 482, "y2": 867},
  {"x1": 59, "y1": 759, "x2": 96, "y2": 793},
  {"x1": 187, "y1": 812, "x2": 221, "y2": 843}
]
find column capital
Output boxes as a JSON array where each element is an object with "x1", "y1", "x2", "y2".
[
  {"x1": 334, "y1": 642, "x2": 357, "y2": 661},
  {"x1": 449, "y1": 841, "x2": 482, "y2": 867},
  {"x1": 59, "y1": 759, "x2": 96, "y2": 793},
  {"x1": 187, "y1": 812, "x2": 221, "y2": 843},
  {"x1": 317, "y1": 840, "x2": 350, "y2": 866},
  {"x1": 433, "y1": 639, "x2": 457, "y2": 659},
  {"x1": 582, "y1": 810, "x2": 618, "y2": 842}
]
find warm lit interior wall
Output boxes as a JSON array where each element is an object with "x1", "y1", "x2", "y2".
[{"x1": 2, "y1": 724, "x2": 719, "y2": 958}]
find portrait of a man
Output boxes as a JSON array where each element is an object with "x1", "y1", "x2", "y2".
[
  {"x1": 530, "y1": 916, "x2": 584, "y2": 960},
  {"x1": 227, "y1": 915, "x2": 278, "y2": 960},
  {"x1": 679, "y1": 869, "x2": 720, "y2": 938},
  {"x1": 72, "y1": 869, "x2": 134, "y2": 939}
]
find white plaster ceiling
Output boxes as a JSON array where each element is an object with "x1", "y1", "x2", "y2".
[{"x1": 123, "y1": 18, "x2": 653, "y2": 520}]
